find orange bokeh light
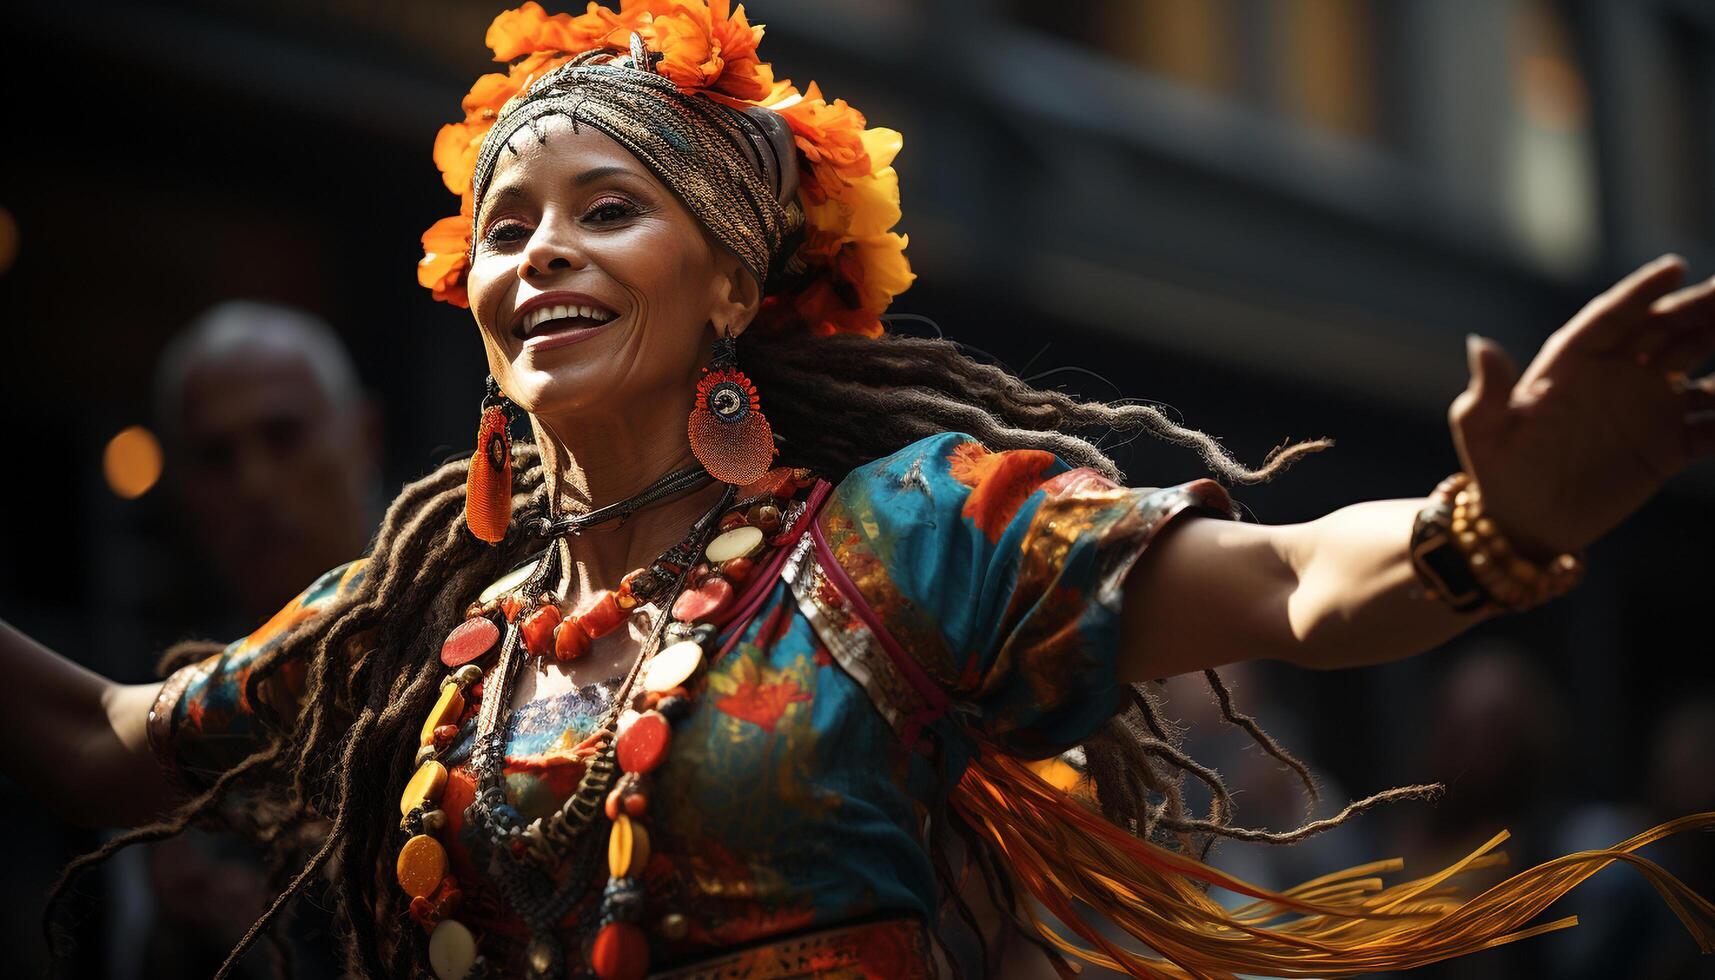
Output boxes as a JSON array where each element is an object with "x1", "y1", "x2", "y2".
[{"x1": 103, "y1": 426, "x2": 164, "y2": 499}]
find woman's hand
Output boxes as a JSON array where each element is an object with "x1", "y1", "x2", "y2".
[{"x1": 1449, "y1": 254, "x2": 1715, "y2": 559}]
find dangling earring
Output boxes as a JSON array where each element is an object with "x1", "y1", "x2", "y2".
[
  {"x1": 466, "y1": 376, "x2": 515, "y2": 543},
  {"x1": 688, "y1": 324, "x2": 776, "y2": 486}
]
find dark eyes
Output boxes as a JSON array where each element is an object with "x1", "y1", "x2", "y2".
[
  {"x1": 483, "y1": 197, "x2": 639, "y2": 246},
  {"x1": 586, "y1": 199, "x2": 634, "y2": 223}
]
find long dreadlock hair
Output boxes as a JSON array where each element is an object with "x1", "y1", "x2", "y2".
[{"x1": 46, "y1": 328, "x2": 1435, "y2": 979}]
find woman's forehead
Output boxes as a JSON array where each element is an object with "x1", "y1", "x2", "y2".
[{"x1": 482, "y1": 117, "x2": 656, "y2": 202}]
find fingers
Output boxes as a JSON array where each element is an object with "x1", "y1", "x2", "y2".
[
  {"x1": 1468, "y1": 333, "x2": 1520, "y2": 413},
  {"x1": 1635, "y1": 275, "x2": 1715, "y2": 366},
  {"x1": 1570, "y1": 254, "x2": 1688, "y2": 354},
  {"x1": 1684, "y1": 373, "x2": 1715, "y2": 460},
  {"x1": 1653, "y1": 306, "x2": 1715, "y2": 375},
  {"x1": 1449, "y1": 334, "x2": 1519, "y2": 444}
]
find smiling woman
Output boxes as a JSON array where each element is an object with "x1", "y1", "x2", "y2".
[{"x1": 10, "y1": 3, "x2": 1715, "y2": 979}]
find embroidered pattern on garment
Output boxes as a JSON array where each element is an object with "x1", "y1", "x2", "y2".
[{"x1": 781, "y1": 532, "x2": 929, "y2": 742}]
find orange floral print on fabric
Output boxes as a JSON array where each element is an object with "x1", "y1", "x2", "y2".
[
  {"x1": 945, "y1": 439, "x2": 1057, "y2": 543},
  {"x1": 711, "y1": 657, "x2": 811, "y2": 733}
]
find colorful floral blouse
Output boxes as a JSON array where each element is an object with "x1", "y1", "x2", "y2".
[{"x1": 151, "y1": 430, "x2": 1233, "y2": 972}]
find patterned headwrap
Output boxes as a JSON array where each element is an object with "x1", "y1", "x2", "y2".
[{"x1": 419, "y1": 1, "x2": 914, "y2": 339}]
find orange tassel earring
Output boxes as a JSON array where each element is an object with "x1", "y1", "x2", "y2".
[
  {"x1": 688, "y1": 325, "x2": 776, "y2": 486},
  {"x1": 465, "y1": 376, "x2": 514, "y2": 543}
]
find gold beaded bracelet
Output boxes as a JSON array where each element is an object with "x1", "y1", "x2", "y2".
[{"x1": 1427, "y1": 473, "x2": 1585, "y2": 611}]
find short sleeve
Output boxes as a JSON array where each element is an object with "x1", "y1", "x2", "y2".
[
  {"x1": 816, "y1": 431, "x2": 1233, "y2": 758},
  {"x1": 148, "y1": 560, "x2": 368, "y2": 791}
]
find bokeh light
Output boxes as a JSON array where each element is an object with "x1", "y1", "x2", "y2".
[{"x1": 103, "y1": 425, "x2": 164, "y2": 499}]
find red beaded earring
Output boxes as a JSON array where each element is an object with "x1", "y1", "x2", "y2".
[
  {"x1": 465, "y1": 376, "x2": 514, "y2": 543},
  {"x1": 687, "y1": 324, "x2": 776, "y2": 486}
]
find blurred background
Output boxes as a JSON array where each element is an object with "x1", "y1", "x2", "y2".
[{"x1": 2, "y1": 0, "x2": 1711, "y2": 977}]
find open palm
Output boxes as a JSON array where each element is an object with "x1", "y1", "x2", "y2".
[{"x1": 1449, "y1": 255, "x2": 1715, "y2": 560}]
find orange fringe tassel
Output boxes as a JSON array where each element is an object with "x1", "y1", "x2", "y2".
[{"x1": 951, "y1": 746, "x2": 1715, "y2": 978}]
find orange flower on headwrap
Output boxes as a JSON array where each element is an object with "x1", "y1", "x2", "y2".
[
  {"x1": 766, "y1": 82, "x2": 871, "y2": 203},
  {"x1": 638, "y1": 0, "x2": 773, "y2": 101},
  {"x1": 419, "y1": 200, "x2": 474, "y2": 309},
  {"x1": 487, "y1": 1, "x2": 634, "y2": 60}
]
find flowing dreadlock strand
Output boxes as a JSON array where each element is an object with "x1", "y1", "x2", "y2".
[
  {"x1": 43, "y1": 740, "x2": 287, "y2": 965},
  {"x1": 52, "y1": 329, "x2": 1373, "y2": 979},
  {"x1": 1202, "y1": 667, "x2": 1321, "y2": 809},
  {"x1": 747, "y1": 331, "x2": 1333, "y2": 485}
]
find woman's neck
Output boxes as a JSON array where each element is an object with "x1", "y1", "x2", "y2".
[{"x1": 529, "y1": 412, "x2": 730, "y2": 604}]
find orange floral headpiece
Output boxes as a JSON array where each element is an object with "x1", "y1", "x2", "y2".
[{"x1": 418, "y1": 1, "x2": 913, "y2": 339}]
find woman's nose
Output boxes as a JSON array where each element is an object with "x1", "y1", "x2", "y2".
[{"x1": 519, "y1": 219, "x2": 587, "y2": 279}]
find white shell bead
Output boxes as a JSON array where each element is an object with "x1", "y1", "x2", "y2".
[
  {"x1": 428, "y1": 919, "x2": 477, "y2": 980},
  {"x1": 478, "y1": 560, "x2": 539, "y2": 604},
  {"x1": 644, "y1": 640, "x2": 704, "y2": 693},
  {"x1": 705, "y1": 526, "x2": 764, "y2": 564}
]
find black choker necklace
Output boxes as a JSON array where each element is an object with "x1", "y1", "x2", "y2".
[{"x1": 529, "y1": 463, "x2": 715, "y2": 537}]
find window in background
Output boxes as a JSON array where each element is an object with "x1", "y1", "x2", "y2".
[
  {"x1": 1504, "y1": 0, "x2": 1599, "y2": 276},
  {"x1": 1007, "y1": 0, "x2": 1239, "y2": 99},
  {"x1": 1274, "y1": 0, "x2": 1380, "y2": 143},
  {"x1": 1007, "y1": 0, "x2": 1390, "y2": 145}
]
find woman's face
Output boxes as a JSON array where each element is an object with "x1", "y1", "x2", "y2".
[{"x1": 466, "y1": 114, "x2": 756, "y2": 424}]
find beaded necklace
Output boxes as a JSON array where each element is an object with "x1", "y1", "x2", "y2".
[{"x1": 396, "y1": 465, "x2": 814, "y2": 980}]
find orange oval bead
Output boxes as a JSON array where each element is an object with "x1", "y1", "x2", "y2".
[
  {"x1": 400, "y1": 760, "x2": 448, "y2": 816},
  {"x1": 590, "y1": 921, "x2": 649, "y2": 980},
  {"x1": 553, "y1": 619, "x2": 591, "y2": 662},
  {"x1": 579, "y1": 591, "x2": 627, "y2": 639},
  {"x1": 498, "y1": 594, "x2": 524, "y2": 623},
  {"x1": 396, "y1": 834, "x2": 448, "y2": 898},
  {"x1": 718, "y1": 556, "x2": 754, "y2": 582},
  {"x1": 519, "y1": 604, "x2": 561, "y2": 657}
]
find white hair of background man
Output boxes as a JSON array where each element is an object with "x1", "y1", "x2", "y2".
[{"x1": 153, "y1": 299, "x2": 361, "y2": 438}]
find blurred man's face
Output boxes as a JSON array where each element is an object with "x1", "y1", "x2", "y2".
[{"x1": 175, "y1": 348, "x2": 375, "y2": 620}]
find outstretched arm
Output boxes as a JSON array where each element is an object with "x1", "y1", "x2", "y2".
[
  {"x1": 1119, "y1": 496, "x2": 1490, "y2": 678},
  {"x1": 1119, "y1": 255, "x2": 1715, "y2": 682},
  {"x1": 0, "y1": 620, "x2": 180, "y2": 827}
]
